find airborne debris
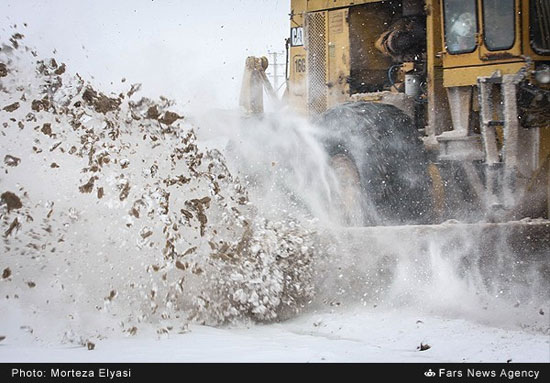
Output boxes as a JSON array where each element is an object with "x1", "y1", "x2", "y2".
[
  {"x1": 10, "y1": 33, "x2": 24, "y2": 49},
  {"x1": 105, "y1": 290, "x2": 117, "y2": 301},
  {"x1": 54, "y1": 63, "x2": 66, "y2": 75},
  {"x1": 5, "y1": 218, "x2": 22, "y2": 236},
  {"x1": 118, "y1": 181, "x2": 130, "y2": 201},
  {"x1": 78, "y1": 177, "x2": 96, "y2": 194},
  {"x1": 159, "y1": 111, "x2": 183, "y2": 125},
  {"x1": 2, "y1": 268, "x2": 11, "y2": 279},
  {"x1": 175, "y1": 260, "x2": 188, "y2": 271},
  {"x1": 82, "y1": 87, "x2": 120, "y2": 114},
  {"x1": 185, "y1": 197, "x2": 211, "y2": 237},
  {"x1": 3, "y1": 102, "x2": 20, "y2": 112},
  {"x1": 0, "y1": 63, "x2": 7, "y2": 77},
  {"x1": 1, "y1": 192, "x2": 23, "y2": 211},
  {"x1": 0, "y1": 38, "x2": 317, "y2": 334},
  {"x1": 146, "y1": 105, "x2": 160, "y2": 120},
  {"x1": 20, "y1": 326, "x2": 33, "y2": 334},
  {"x1": 3, "y1": 155, "x2": 21, "y2": 167},
  {"x1": 40, "y1": 123, "x2": 52, "y2": 136},
  {"x1": 31, "y1": 98, "x2": 50, "y2": 112}
]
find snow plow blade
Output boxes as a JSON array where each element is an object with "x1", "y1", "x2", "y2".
[{"x1": 324, "y1": 220, "x2": 550, "y2": 295}]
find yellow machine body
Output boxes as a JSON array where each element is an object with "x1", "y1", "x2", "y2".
[{"x1": 287, "y1": 0, "x2": 550, "y2": 219}]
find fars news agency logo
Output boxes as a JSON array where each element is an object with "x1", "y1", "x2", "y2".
[{"x1": 425, "y1": 369, "x2": 437, "y2": 378}]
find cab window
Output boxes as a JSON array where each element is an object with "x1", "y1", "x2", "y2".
[
  {"x1": 530, "y1": 0, "x2": 550, "y2": 55},
  {"x1": 483, "y1": 0, "x2": 515, "y2": 51},
  {"x1": 443, "y1": 0, "x2": 478, "y2": 54}
]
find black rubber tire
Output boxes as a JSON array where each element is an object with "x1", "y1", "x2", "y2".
[{"x1": 319, "y1": 101, "x2": 434, "y2": 225}]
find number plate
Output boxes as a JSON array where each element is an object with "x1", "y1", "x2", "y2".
[{"x1": 294, "y1": 55, "x2": 306, "y2": 73}]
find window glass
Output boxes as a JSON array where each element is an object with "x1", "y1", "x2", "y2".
[
  {"x1": 444, "y1": 0, "x2": 478, "y2": 54},
  {"x1": 530, "y1": 0, "x2": 550, "y2": 55},
  {"x1": 483, "y1": 0, "x2": 515, "y2": 51}
]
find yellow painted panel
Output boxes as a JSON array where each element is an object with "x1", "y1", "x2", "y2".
[
  {"x1": 426, "y1": 0, "x2": 450, "y2": 139},
  {"x1": 291, "y1": 0, "x2": 307, "y2": 15},
  {"x1": 288, "y1": 5, "x2": 308, "y2": 114},
  {"x1": 304, "y1": 0, "x2": 384, "y2": 12},
  {"x1": 327, "y1": 8, "x2": 351, "y2": 108},
  {"x1": 289, "y1": 48, "x2": 308, "y2": 114},
  {"x1": 443, "y1": 62, "x2": 525, "y2": 87}
]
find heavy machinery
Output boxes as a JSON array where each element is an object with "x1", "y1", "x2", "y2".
[{"x1": 240, "y1": 0, "x2": 550, "y2": 288}]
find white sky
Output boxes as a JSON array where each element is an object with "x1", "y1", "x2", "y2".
[{"x1": 1, "y1": 0, "x2": 289, "y2": 111}]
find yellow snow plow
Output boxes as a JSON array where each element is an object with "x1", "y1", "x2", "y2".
[{"x1": 240, "y1": 0, "x2": 550, "y2": 287}]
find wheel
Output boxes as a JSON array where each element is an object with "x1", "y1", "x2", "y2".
[{"x1": 319, "y1": 101, "x2": 434, "y2": 226}]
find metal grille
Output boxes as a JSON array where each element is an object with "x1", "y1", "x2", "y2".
[{"x1": 306, "y1": 12, "x2": 327, "y2": 115}]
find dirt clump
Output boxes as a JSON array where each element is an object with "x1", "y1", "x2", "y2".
[
  {"x1": 4, "y1": 155, "x2": 21, "y2": 167},
  {"x1": 1, "y1": 192, "x2": 23, "y2": 211},
  {"x1": 82, "y1": 87, "x2": 121, "y2": 114},
  {"x1": 2, "y1": 268, "x2": 11, "y2": 279},
  {"x1": 160, "y1": 111, "x2": 183, "y2": 125},
  {"x1": 3, "y1": 102, "x2": 20, "y2": 112},
  {"x1": 41, "y1": 123, "x2": 52, "y2": 136},
  {"x1": 31, "y1": 99, "x2": 50, "y2": 112}
]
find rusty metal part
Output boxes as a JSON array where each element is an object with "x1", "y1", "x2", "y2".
[
  {"x1": 239, "y1": 56, "x2": 279, "y2": 115},
  {"x1": 375, "y1": 16, "x2": 426, "y2": 62}
]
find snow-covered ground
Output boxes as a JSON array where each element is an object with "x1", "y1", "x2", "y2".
[{"x1": 1, "y1": 307, "x2": 548, "y2": 363}]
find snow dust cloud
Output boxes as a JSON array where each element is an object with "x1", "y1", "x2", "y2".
[{"x1": 1, "y1": 24, "x2": 548, "y2": 348}]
